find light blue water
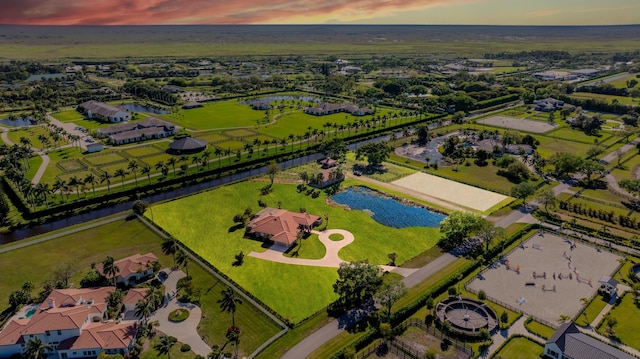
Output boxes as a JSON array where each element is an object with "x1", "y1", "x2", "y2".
[
  {"x1": 331, "y1": 187, "x2": 446, "y2": 228},
  {"x1": 25, "y1": 308, "x2": 36, "y2": 318},
  {"x1": 118, "y1": 104, "x2": 171, "y2": 114}
]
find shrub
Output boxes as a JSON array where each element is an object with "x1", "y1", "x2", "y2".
[
  {"x1": 180, "y1": 344, "x2": 191, "y2": 352},
  {"x1": 168, "y1": 309, "x2": 190, "y2": 322},
  {"x1": 448, "y1": 286, "x2": 457, "y2": 296},
  {"x1": 478, "y1": 290, "x2": 487, "y2": 300}
]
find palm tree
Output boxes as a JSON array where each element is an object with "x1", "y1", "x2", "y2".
[
  {"x1": 557, "y1": 314, "x2": 571, "y2": 324},
  {"x1": 167, "y1": 157, "x2": 177, "y2": 177},
  {"x1": 127, "y1": 160, "x2": 139, "y2": 187},
  {"x1": 141, "y1": 164, "x2": 151, "y2": 184},
  {"x1": 288, "y1": 134, "x2": 295, "y2": 152},
  {"x1": 52, "y1": 178, "x2": 66, "y2": 201},
  {"x1": 155, "y1": 160, "x2": 165, "y2": 172},
  {"x1": 176, "y1": 249, "x2": 189, "y2": 277},
  {"x1": 192, "y1": 155, "x2": 202, "y2": 171},
  {"x1": 102, "y1": 256, "x2": 120, "y2": 285},
  {"x1": 68, "y1": 175, "x2": 82, "y2": 199},
  {"x1": 100, "y1": 171, "x2": 112, "y2": 193},
  {"x1": 154, "y1": 335, "x2": 177, "y2": 359},
  {"x1": 218, "y1": 288, "x2": 242, "y2": 328},
  {"x1": 84, "y1": 173, "x2": 97, "y2": 197},
  {"x1": 214, "y1": 148, "x2": 223, "y2": 168},
  {"x1": 34, "y1": 183, "x2": 50, "y2": 207},
  {"x1": 23, "y1": 337, "x2": 52, "y2": 359},
  {"x1": 201, "y1": 150, "x2": 211, "y2": 169},
  {"x1": 134, "y1": 297, "x2": 154, "y2": 326},
  {"x1": 114, "y1": 168, "x2": 128, "y2": 190},
  {"x1": 162, "y1": 237, "x2": 179, "y2": 268}
]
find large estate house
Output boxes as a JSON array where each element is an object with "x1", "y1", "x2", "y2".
[
  {"x1": 544, "y1": 322, "x2": 634, "y2": 359},
  {"x1": 96, "y1": 117, "x2": 176, "y2": 145},
  {"x1": 95, "y1": 252, "x2": 158, "y2": 287},
  {"x1": 247, "y1": 208, "x2": 322, "y2": 248},
  {"x1": 78, "y1": 101, "x2": 131, "y2": 123},
  {"x1": 533, "y1": 98, "x2": 565, "y2": 112},
  {"x1": 0, "y1": 287, "x2": 139, "y2": 359},
  {"x1": 305, "y1": 103, "x2": 372, "y2": 116}
]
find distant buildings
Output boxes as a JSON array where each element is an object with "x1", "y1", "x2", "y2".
[
  {"x1": 78, "y1": 101, "x2": 131, "y2": 123},
  {"x1": 533, "y1": 98, "x2": 565, "y2": 112},
  {"x1": 96, "y1": 117, "x2": 176, "y2": 145},
  {"x1": 305, "y1": 103, "x2": 372, "y2": 116}
]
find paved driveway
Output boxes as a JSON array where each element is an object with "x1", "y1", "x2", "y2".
[{"x1": 149, "y1": 269, "x2": 211, "y2": 357}]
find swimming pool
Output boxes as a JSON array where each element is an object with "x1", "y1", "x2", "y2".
[
  {"x1": 25, "y1": 308, "x2": 36, "y2": 318},
  {"x1": 331, "y1": 187, "x2": 446, "y2": 228}
]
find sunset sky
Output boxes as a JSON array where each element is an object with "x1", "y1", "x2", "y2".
[{"x1": 1, "y1": 0, "x2": 638, "y2": 26}]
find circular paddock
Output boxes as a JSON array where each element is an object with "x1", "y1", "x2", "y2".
[{"x1": 435, "y1": 297, "x2": 498, "y2": 335}]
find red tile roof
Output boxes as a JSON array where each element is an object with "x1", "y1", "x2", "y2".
[
  {"x1": 57, "y1": 321, "x2": 137, "y2": 351},
  {"x1": 247, "y1": 208, "x2": 320, "y2": 247},
  {"x1": 96, "y1": 252, "x2": 158, "y2": 280}
]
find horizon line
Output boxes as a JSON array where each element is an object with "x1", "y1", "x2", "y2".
[{"x1": 1, "y1": 23, "x2": 639, "y2": 27}]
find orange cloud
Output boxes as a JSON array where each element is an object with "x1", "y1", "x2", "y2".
[{"x1": 0, "y1": 0, "x2": 472, "y2": 25}]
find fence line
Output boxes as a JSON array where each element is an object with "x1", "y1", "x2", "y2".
[{"x1": 399, "y1": 318, "x2": 474, "y2": 355}]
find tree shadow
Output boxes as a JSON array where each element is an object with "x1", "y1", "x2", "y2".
[{"x1": 227, "y1": 224, "x2": 245, "y2": 233}]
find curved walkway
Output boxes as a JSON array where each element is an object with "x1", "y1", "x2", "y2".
[
  {"x1": 149, "y1": 269, "x2": 211, "y2": 357},
  {"x1": 248, "y1": 229, "x2": 418, "y2": 277}
]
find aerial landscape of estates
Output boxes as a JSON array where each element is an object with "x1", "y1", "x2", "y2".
[{"x1": 1, "y1": 2, "x2": 640, "y2": 359}]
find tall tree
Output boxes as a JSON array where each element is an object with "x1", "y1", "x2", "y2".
[
  {"x1": 102, "y1": 256, "x2": 120, "y2": 285},
  {"x1": 162, "y1": 237, "x2": 179, "y2": 268},
  {"x1": 536, "y1": 188, "x2": 557, "y2": 214},
  {"x1": 176, "y1": 249, "x2": 190, "y2": 277},
  {"x1": 99, "y1": 171, "x2": 112, "y2": 193},
  {"x1": 154, "y1": 335, "x2": 177, "y2": 359},
  {"x1": 218, "y1": 288, "x2": 243, "y2": 328},
  {"x1": 375, "y1": 281, "x2": 408, "y2": 320},
  {"x1": 333, "y1": 261, "x2": 382, "y2": 308},
  {"x1": 127, "y1": 160, "x2": 139, "y2": 187},
  {"x1": 114, "y1": 168, "x2": 128, "y2": 190},
  {"x1": 438, "y1": 211, "x2": 484, "y2": 249},
  {"x1": 167, "y1": 157, "x2": 177, "y2": 177},
  {"x1": 23, "y1": 337, "x2": 52, "y2": 359},
  {"x1": 84, "y1": 173, "x2": 97, "y2": 197},
  {"x1": 266, "y1": 161, "x2": 280, "y2": 187},
  {"x1": 141, "y1": 164, "x2": 152, "y2": 185}
]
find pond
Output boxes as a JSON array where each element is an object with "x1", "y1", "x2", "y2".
[
  {"x1": 331, "y1": 187, "x2": 445, "y2": 228},
  {"x1": 0, "y1": 117, "x2": 34, "y2": 127},
  {"x1": 118, "y1": 103, "x2": 172, "y2": 114}
]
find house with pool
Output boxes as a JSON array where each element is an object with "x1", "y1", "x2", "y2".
[{"x1": 0, "y1": 287, "x2": 139, "y2": 359}]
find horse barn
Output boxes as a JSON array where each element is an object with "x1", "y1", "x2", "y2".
[{"x1": 78, "y1": 100, "x2": 131, "y2": 123}]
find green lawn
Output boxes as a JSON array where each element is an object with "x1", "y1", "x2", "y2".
[
  {"x1": 0, "y1": 217, "x2": 280, "y2": 357},
  {"x1": 160, "y1": 100, "x2": 264, "y2": 130},
  {"x1": 150, "y1": 181, "x2": 441, "y2": 322},
  {"x1": 51, "y1": 110, "x2": 85, "y2": 123},
  {"x1": 536, "y1": 136, "x2": 594, "y2": 159},
  {"x1": 570, "y1": 92, "x2": 637, "y2": 106},
  {"x1": 576, "y1": 296, "x2": 609, "y2": 327},
  {"x1": 546, "y1": 127, "x2": 611, "y2": 144},
  {"x1": 6, "y1": 125, "x2": 70, "y2": 149},
  {"x1": 524, "y1": 318, "x2": 556, "y2": 339},
  {"x1": 596, "y1": 294, "x2": 640, "y2": 348},
  {"x1": 490, "y1": 336, "x2": 544, "y2": 359}
]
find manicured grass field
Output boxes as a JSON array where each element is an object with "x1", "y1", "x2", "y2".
[
  {"x1": 596, "y1": 294, "x2": 640, "y2": 348},
  {"x1": 0, "y1": 217, "x2": 280, "y2": 356},
  {"x1": 570, "y1": 92, "x2": 637, "y2": 106},
  {"x1": 524, "y1": 319, "x2": 556, "y2": 339},
  {"x1": 51, "y1": 110, "x2": 85, "y2": 123},
  {"x1": 546, "y1": 127, "x2": 610, "y2": 143},
  {"x1": 150, "y1": 181, "x2": 441, "y2": 322},
  {"x1": 490, "y1": 336, "x2": 544, "y2": 359},
  {"x1": 576, "y1": 296, "x2": 608, "y2": 327},
  {"x1": 6, "y1": 125, "x2": 70, "y2": 149},
  {"x1": 160, "y1": 100, "x2": 263, "y2": 130},
  {"x1": 536, "y1": 136, "x2": 594, "y2": 159}
]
